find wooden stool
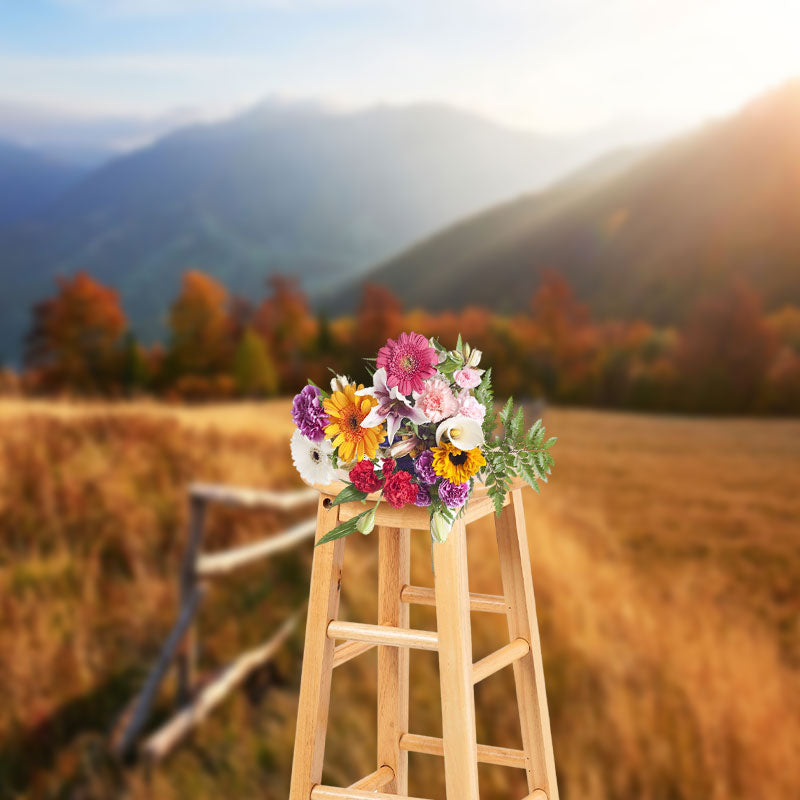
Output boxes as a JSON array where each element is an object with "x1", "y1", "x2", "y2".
[{"x1": 289, "y1": 480, "x2": 559, "y2": 800}]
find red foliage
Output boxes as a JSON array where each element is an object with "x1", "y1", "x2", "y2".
[
  {"x1": 676, "y1": 282, "x2": 777, "y2": 411},
  {"x1": 19, "y1": 268, "x2": 800, "y2": 413},
  {"x1": 25, "y1": 272, "x2": 126, "y2": 394}
]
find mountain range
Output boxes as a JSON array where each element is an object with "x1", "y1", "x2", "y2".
[
  {"x1": 347, "y1": 83, "x2": 800, "y2": 323},
  {"x1": 2, "y1": 84, "x2": 800, "y2": 363},
  {"x1": 0, "y1": 100, "x2": 637, "y2": 363},
  {"x1": 0, "y1": 140, "x2": 86, "y2": 226}
]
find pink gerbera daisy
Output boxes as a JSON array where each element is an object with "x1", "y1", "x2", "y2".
[{"x1": 376, "y1": 332, "x2": 438, "y2": 395}]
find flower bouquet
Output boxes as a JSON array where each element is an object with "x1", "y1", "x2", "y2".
[{"x1": 290, "y1": 332, "x2": 556, "y2": 546}]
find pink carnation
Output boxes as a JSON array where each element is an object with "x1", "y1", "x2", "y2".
[
  {"x1": 415, "y1": 377, "x2": 458, "y2": 422},
  {"x1": 454, "y1": 367, "x2": 482, "y2": 389},
  {"x1": 376, "y1": 332, "x2": 438, "y2": 395},
  {"x1": 457, "y1": 392, "x2": 486, "y2": 423}
]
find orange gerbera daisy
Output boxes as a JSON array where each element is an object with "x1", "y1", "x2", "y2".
[{"x1": 323, "y1": 383, "x2": 384, "y2": 462}]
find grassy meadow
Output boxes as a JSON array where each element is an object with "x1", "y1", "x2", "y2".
[{"x1": 0, "y1": 399, "x2": 798, "y2": 800}]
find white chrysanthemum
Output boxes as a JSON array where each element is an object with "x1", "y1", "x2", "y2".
[{"x1": 290, "y1": 430, "x2": 335, "y2": 485}]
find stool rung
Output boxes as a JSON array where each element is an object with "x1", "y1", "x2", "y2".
[
  {"x1": 327, "y1": 620, "x2": 438, "y2": 651},
  {"x1": 400, "y1": 584, "x2": 507, "y2": 614},
  {"x1": 472, "y1": 637, "x2": 530, "y2": 684},
  {"x1": 524, "y1": 791, "x2": 548, "y2": 800},
  {"x1": 311, "y1": 787, "x2": 432, "y2": 800},
  {"x1": 332, "y1": 640, "x2": 375, "y2": 668},
  {"x1": 348, "y1": 765, "x2": 394, "y2": 790},
  {"x1": 399, "y1": 732, "x2": 527, "y2": 769}
]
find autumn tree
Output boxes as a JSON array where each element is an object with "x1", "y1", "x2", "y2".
[
  {"x1": 233, "y1": 328, "x2": 278, "y2": 397},
  {"x1": 120, "y1": 332, "x2": 151, "y2": 395},
  {"x1": 676, "y1": 282, "x2": 777, "y2": 412},
  {"x1": 252, "y1": 275, "x2": 316, "y2": 391},
  {"x1": 353, "y1": 284, "x2": 403, "y2": 356},
  {"x1": 528, "y1": 271, "x2": 594, "y2": 401},
  {"x1": 166, "y1": 270, "x2": 233, "y2": 384},
  {"x1": 25, "y1": 272, "x2": 126, "y2": 393}
]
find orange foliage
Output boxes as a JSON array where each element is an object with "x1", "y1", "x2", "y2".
[
  {"x1": 675, "y1": 282, "x2": 777, "y2": 412},
  {"x1": 352, "y1": 283, "x2": 403, "y2": 355},
  {"x1": 166, "y1": 270, "x2": 234, "y2": 382},
  {"x1": 252, "y1": 276, "x2": 317, "y2": 389},
  {"x1": 20, "y1": 270, "x2": 800, "y2": 413},
  {"x1": 25, "y1": 272, "x2": 126, "y2": 394}
]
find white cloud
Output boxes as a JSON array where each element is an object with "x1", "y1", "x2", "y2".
[{"x1": 10, "y1": 0, "x2": 800, "y2": 135}]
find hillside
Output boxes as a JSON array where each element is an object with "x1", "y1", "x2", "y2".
[
  {"x1": 0, "y1": 401, "x2": 797, "y2": 798},
  {"x1": 350, "y1": 83, "x2": 800, "y2": 322},
  {"x1": 0, "y1": 101, "x2": 608, "y2": 362},
  {"x1": 0, "y1": 140, "x2": 84, "y2": 225}
]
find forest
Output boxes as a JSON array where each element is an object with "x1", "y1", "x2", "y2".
[{"x1": 9, "y1": 269, "x2": 800, "y2": 414}]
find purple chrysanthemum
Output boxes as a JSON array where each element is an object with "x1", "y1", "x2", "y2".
[
  {"x1": 438, "y1": 479, "x2": 470, "y2": 509},
  {"x1": 414, "y1": 449, "x2": 438, "y2": 485},
  {"x1": 291, "y1": 384, "x2": 329, "y2": 442},
  {"x1": 413, "y1": 484, "x2": 432, "y2": 507}
]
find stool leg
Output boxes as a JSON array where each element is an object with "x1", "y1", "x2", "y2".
[
  {"x1": 289, "y1": 496, "x2": 347, "y2": 800},
  {"x1": 495, "y1": 489, "x2": 559, "y2": 800},
  {"x1": 377, "y1": 526, "x2": 410, "y2": 794},
  {"x1": 433, "y1": 519, "x2": 480, "y2": 800}
]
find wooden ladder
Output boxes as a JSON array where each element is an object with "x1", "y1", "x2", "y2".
[{"x1": 289, "y1": 483, "x2": 559, "y2": 800}]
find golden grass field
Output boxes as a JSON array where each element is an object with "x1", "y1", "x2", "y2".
[{"x1": 0, "y1": 399, "x2": 798, "y2": 800}]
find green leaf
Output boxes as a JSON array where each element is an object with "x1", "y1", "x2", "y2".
[
  {"x1": 330, "y1": 483, "x2": 369, "y2": 507},
  {"x1": 489, "y1": 484, "x2": 506, "y2": 516},
  {"x1": 500, "y1": 397, "x2": 514, "y2": 427},
  {"x1": 437, "y1": 356, "x2": 462, "y2": 376},
  {"x1": 316, "y1": 510, "x2": 373, "y2": 546},
  {"x1": 307, "y1": 378, "x2": 330, "y2": 399},
  {"x1": 510, "y1": 406, "x2": 524, "y2": 439}
]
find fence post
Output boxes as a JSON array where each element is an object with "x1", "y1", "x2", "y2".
[{"x1": 176, "y1": 494, "x2": 206, "y2": 706}]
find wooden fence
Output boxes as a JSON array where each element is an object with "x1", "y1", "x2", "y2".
[{"x1": 111, "y1": 481, "x2": 318, "y2": 762}]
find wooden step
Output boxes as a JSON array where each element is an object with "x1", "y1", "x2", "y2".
[
  {"x1": 327, "y1": 620, "x2": 438, "y2": 651},
  {"x1": 332, "y1": 640, "x2": 375, "y2": 668},
  {"x1": 311, "y1": 787, "x2": 432, "y2": 800},
  {"x1": 472, "y1": 637, "x2": 530, "y2": 684},
  {"x1": 400, "y1": 584, "x2": 507, "y2": 614},
  {"x1": 399, "y1": 732, "x2": 527, "y2": 769},
  {"x1": 348, "y1": 765, "x2": 394, "y2": 790}
]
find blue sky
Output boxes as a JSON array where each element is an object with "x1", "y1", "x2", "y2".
[{"x1": 2, "y1": 0, "x2": 800, "y2": 135}]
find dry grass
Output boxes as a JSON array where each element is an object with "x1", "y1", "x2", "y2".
[{"x1": 0, "y1": 400, "x2": 797, "y2": 800}]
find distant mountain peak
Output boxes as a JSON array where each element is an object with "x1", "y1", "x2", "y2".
[
  {"x1": 0, "y1": 99, "x2": 618, "y2": 361},
  {"x1": 342, "y1": 81, "x2": 800, "y2": 322}
]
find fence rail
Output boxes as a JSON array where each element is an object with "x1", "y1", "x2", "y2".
[{"x1": 111, "y1": 483, "x2": 318, "y2": 761}]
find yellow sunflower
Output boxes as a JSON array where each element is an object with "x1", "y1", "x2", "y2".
[
  {"x1": 323, "y1": 383, "x2": 384, "y2": 462},
  {"x1": 431, "y1": 442, "x2": 486, "y2": 484}
]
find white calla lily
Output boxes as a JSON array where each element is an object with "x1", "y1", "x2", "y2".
[{"x1": 435, "y1": 415, "x2": 484, "y2": 450}]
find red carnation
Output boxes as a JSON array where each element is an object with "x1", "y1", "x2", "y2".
[
  {"x1": 383, "y1": 470, "x2": 417, "y2": 509},
  {"x1": 349, "y1": 459, "x2": 384, "y2": 493},
  {"x1": 381, "y1": 458, "x2": 396, "y2": 478}
]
